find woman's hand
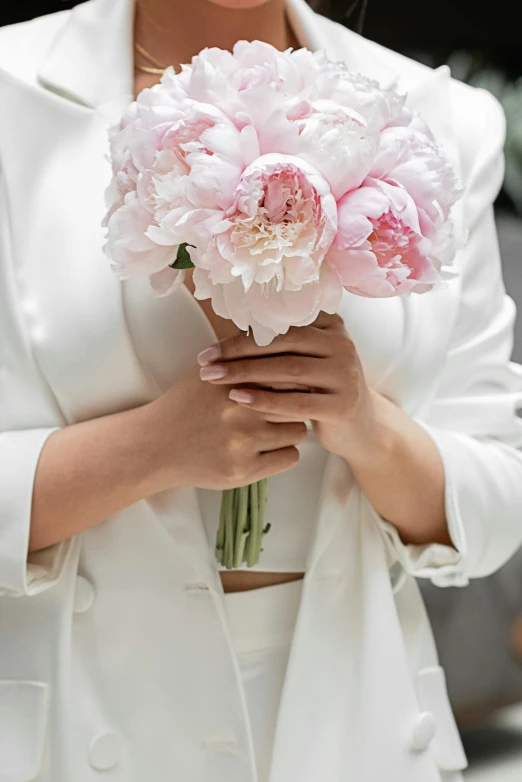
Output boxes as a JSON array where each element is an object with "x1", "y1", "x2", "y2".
[
  {"x1": 197, "y1": 312, "x2": 378, "y2": 460},
  {"x1": 142, "y1": 361, "x2": 309, "y2": 494}
]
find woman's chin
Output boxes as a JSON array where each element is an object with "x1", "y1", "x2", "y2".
[{"x1": 205, "y1": 0, "x2": 273, "y2": 8}]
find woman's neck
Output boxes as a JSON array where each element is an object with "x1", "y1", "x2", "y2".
[{"x1": 134, "y1": 0, "x2": 297, "y2": 73}]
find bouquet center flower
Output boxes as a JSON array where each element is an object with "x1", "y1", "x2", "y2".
[{"x1": 216, "y1": 154, "x2": 338, "y2": 293}]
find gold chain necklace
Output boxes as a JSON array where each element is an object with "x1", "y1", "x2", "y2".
[{"x1": 134, "y1": 41, "x2": 168, "y2": 74}]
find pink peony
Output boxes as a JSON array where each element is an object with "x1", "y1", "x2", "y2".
[
  {"x1": 327, "y1": 178, "x2": 442, "y2": 297},
  {"x1": 192, "y1": 154, "x2": 340, "y2": 345},
  {"x1": 369, "y1": 121, "x2": 460, "y2": 264},
  {"x1": 102, "y1": 39, "x2": 461, "y2": 344}
]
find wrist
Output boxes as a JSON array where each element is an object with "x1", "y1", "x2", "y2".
[
  {"x1": 342, "y1": 390, "x2": 453, "y2": 548},
  {"x1": 130, "y1": 400, "x2": 187, "y2": 497},
  {"x1": 340, "y1": 388, "x2": 396, "y2": 469}
]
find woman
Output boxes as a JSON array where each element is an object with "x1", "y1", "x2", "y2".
[{"x1": 1, "y1": 0, "x2": 522, "y2": 780}]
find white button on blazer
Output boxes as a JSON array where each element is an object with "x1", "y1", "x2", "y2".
[{"x1": 1, "y1": 0, "x2": 522, "y2": 780}]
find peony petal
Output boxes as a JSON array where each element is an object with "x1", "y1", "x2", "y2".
[
  {"x1": 337, "y1": 183, "x2": 390, "y2": 222},
  {"x1": 149, "y1": 266, "x2": 185, "y2": 297},
  {"x1": 246, "y1": 278, "x2": 322, "y2": 332},
  {"x1": 250, "y1": 319, "x2": 280, "y2": 347},
  {"x1": 239, "y1": 124, "x2": 261, "y2": 167},
  {"x1": 222, "y1": 278, "x2": 252, "y2": 330},
  {"x1": 334, "y1": 209, "x2": 374, "y2": 249},
  {"x1": 327, "y1": 245, "x2": 386, "y2": 291},
  {"x1": 316, "y1": 261, "x2": 344, "y2": 314}
]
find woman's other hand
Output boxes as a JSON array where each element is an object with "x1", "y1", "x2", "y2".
[{"x1": 142, "y1": 360, "x2": 310, "y2": 494}]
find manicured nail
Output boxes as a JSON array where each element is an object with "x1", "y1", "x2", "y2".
[
  {"x1": 197, "y1": 344, "x2": 221, "y2": 366},
  {"x1": 229, "y1": 389, "x2": 254, "y2": 404},
  {"x1": 200, "y1": 364, "x2": 227, "y2": 380}
]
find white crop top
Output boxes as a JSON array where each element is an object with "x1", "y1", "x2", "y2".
[{"x1": 192, "y1": 288, "x2": 405, "y2": 573}]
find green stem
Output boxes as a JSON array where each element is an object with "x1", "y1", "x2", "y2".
[
  {"x1": 258, "y1": 478, "x2": 268, "y2": 527},
  {"x1": 231, "y1": 488, "x2": 241, "y2": 568},
  {"x1": 243, "y1": 487, "x2": 255, "y2": 566},
  {"x1": 224, "y1": 489, "x2": 235, "y2": 569},
  {"x1": 259, "y1": 478, "x2": 270, "y2": 557},
  {"x1": 246, "y1": 481, "x2": 260, "y2": 567},
  {"x1": 233, "y1": 486, "x2": 249, "y2": 568},
  {"x1": 217, "y1": 479, "x2": 270, "y2": 569},
  {"x1": 237, "y1": 531, "x2": 250, "y2": 567},
  {"x1": 254, "y1": 478, "x2": 265, "y2": 563},
  {"x1": 216, "y1": 490, "x2": 227, "y2": 565}
]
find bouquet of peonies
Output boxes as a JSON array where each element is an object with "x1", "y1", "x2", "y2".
[{"x1": 102, "y1": 40, "x2": 461, "y2": 569}]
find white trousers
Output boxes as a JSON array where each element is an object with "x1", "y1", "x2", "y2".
[
  {"x1": 222, "y1": 578, "x2": 304, "y2": 782},
  {"x1": 223, "y1": 578, "x2": 461, "y2": 782}
]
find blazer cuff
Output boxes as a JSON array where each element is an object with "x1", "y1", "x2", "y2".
[
  {"x1": 378, "y1": 518, "x2": 469, "y2": 588},
  {"x1": 0, "y1": 427, "x2": 71, "y2": 597}
]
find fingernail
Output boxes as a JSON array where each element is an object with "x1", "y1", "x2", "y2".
[
  {"x1": 197, "y1": 344, "x2": 221, "y2": 366},
  {"x1": 229, "y1": 389, "x2": 253, "y2": 404},
  {"x1": 200, "y1": 364, "x2": 227, "y2": 380}
]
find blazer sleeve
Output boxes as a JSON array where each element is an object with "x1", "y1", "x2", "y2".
[
  {"x1": 378, "y1": 87, "x2": 522, "y2": 588},
  {"x1": 0, "y1": 166, "x2": 71, "y2": 598}
]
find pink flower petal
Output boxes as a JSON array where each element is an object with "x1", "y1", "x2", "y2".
[{"x1": 149, "y1": 266, "x2": 185, "y2": 297}]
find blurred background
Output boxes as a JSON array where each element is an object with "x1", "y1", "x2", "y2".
[{"x1": 2, "y1": 2, "x2": 522, "y2": 779}]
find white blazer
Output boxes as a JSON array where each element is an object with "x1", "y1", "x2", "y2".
[{"x1": 1, "y1": 0, "x2": 522, "y2": 780}]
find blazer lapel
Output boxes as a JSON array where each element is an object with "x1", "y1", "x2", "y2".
[{"x1": 37, "y1": 0, "x2": 135, "y2": 112}]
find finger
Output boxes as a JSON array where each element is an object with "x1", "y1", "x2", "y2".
[
  {"x1": 200, "y1": 355, "x2": 339, "y2": 389},
  {"x1": 229, "y1": 387, "x2": 341, "y2": 422},
  {"x1": 258, "y1": 380, "x2": 314, "y2": 393},
  {"x1": 197, "y1": 323, "x2": 335, "y2": 366},
  {"x1": 257, "y1": 421, "x2": 309, "y2": 452},
  {"x1": 253, "y1": 445, "x2": 301, "y2": 481}
]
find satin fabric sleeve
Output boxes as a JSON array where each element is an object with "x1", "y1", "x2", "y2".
[
  {"x1": 0, "y1": 165, "x2": 70, "y2": 597},
  {"x1": 379, "y1": 87, "x2": 522, "y2": 588}
]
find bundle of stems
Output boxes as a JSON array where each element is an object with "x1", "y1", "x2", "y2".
[
  {"x1": 214, "y1": 377, "x2": 303, "y2": 568},
  {"x1": 216, "y1": 478, "x2": 270, "y2": 568}
]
